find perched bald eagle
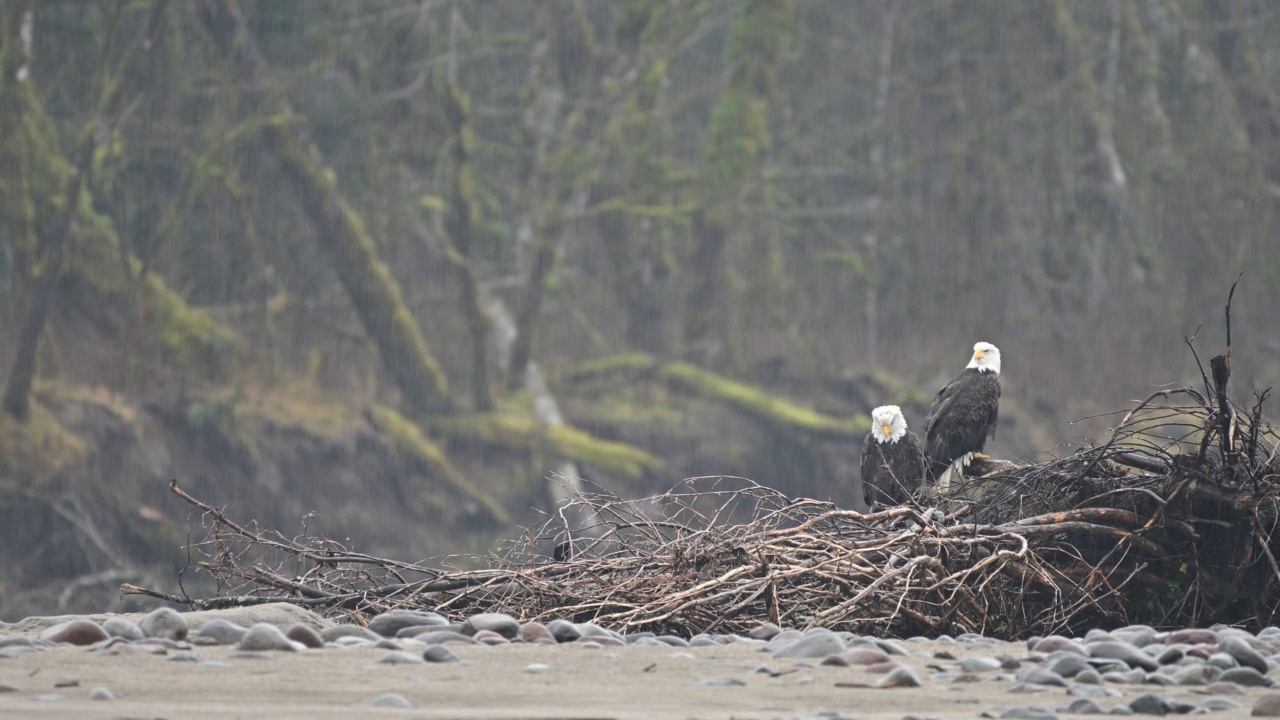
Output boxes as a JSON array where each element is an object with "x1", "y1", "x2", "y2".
[
  {"x1": 924, "y1": 342, "x2": 1002, "y2": 490},
  {"x1": 860, "y1": 405, "x2": 926, "y2": 507}
]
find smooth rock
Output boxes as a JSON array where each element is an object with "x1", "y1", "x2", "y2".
[
  {"x1": 1016, "y1": 668, "x2": 1068, "y2": 687},
  {"x1": 1219, "y1": 636, "x2": 1269, "y2": 674},
  {"x1": 320, "y1": 625, "x2": 380, "y2": 644},
  {"x1": 138, "y1": 608, "x2": 187, "y2": 641},
  {"x1": 1218, "y1": 667, "x2": 1274, "y2": 687},
  {"x1": 379, "y1": 651, "x2": 425, "y2": 665},
  {"x1": 423, "y1": 645, "x2": 460, "y2": 663},
  {"x1": 875, "y1": 665, "x2": 924, "y2": 688},
  {"x1": 237, "y1": 623, "x2": 299, "y2": 652},
  {"x1": 461, "y1": 613, "x2": 519, "y2": 639},
  {"x1": 519, "y1": 622, "x2": 555, "y2": 644},
  {"x1": 764, "y1": 630, "x2": 805, "y2": 653},
  {"x1": 1075, "y1": 669, "x2": 1104, "y2": 684},
  {"x1": 773, "y1": 632, "x2": 845, "y2": 659},
  {"x1": 656, "y1": 635, "x2": 690, "y2": 648},
  {"x1": 1170, "y1": 664, "x2": 1221, "y2": 685},
  {"x1": 1066, "y1": 699, "x2": 1105, "y2": 715},
  {"x1": 1129, "y1": 693, "x2": 1195, "y2": 715},
  {"x1": 524, "y1": 662, "x2": 551, "y2": 673},
  {"x1": 368, "y1": 610, "x2": 448, "y2": 638},
  {"x1": 1206, "y1": 653, "x2": 1239, "y2": 670},
  {"x1": 1089, "y1": 642, "x2": 1159, "y2": 671},
  {"x1": 695, "y1": 678, "x2": 746, "y2": 687},
  {"x1": 370, "y1": 693, "x2": 414, "y2": 709},
  {"x1": 546, "y1": 619, "x2": 581, "y2": 643},
  {"x1": 41, "y1": 620, "x2": 109, "y2": 646},
  {"x1": 1034, "y1": 636, "x2": 1089, "y2": 656},
  {"x1": 472, "y1": 629, "x2": 510, "y2": 645},
  {"x1": 195, "y1": 619, "x2": 249, "y2": 645},
  {"x1": 749, "y1": 622, "x2": 783, "y2": 640},
  {"x1": 1156, "y1": 647, "x2": 1185, "y2": 665},
  {"x1": 1000, "y1": 707, "x2": 1057, "y2": 720},
  {"x1": 1252, "y1": 694, "x2": 1280, "y2": 716},
  {"x1": 285, "y1": 624, "x2": 324, "y2": 649},
  {"x1": 101, "y1": 619, "x2": 144, "y2": 641},
  {"x1": 0, "y1": 683, "x2": 20, "y2": 693},
  {"x1": 1198, "y1": 697, "x2": 1241, "y2": 712},
  {"x1": 1046, "y1": 654, "x2": 1092, "y2": 678},
  {"x1": 87, "y1": 687, "x2": 114, "y2": 701},
  {"x1": 1166, "y1": 629, "x2": 1217, "y2": 646},
  {"x1": 873, "y1": 639, "x2": 909, "y2": 656},
  {"x1": 1069, "y1": 684, "x2": 1122, "y2": 698},
  {"x1": 1205, "y1": 682, "x2": 1246, "y2": 695},
  {"x1": 165, "y1": 653, "x2": 202, "y2": 662},
  {"x1": 960, "y1": 656, "x2": 1004, "y2": 672}
]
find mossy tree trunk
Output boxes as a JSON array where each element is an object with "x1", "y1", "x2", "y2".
[
  {"x1": 441, "y1": 79, "x2": 495, "y2": 411},
  {"x1": 199, "y1": 0, "x2": 452, "y2": 417},
  {"x1": 683, "y1": 0, "x2": 793, "y2": 370},
  {"x1": 0, "y1": 0, "x2": 36, "y2": 311},
  {"x1": 3, "y1": 0, "x2": 168, "y2": 421}
]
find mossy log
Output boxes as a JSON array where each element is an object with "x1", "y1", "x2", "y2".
[
  {"x1": 367, "y1": 406, "x2": 509, "y2": 526},
  {"x1": 267, "y1": 123, "x2": 452, "y2": 417},
  {"x1": 567, "y1": 353, "x2": 864, "y2": 439},
  {"x1": 428, "y1": 409, "x2": 663, "y2": 479}
]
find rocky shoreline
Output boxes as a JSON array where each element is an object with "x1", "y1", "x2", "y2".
[{"x1": 2, "y1": 603, "x2": 1279, "y2": 718}]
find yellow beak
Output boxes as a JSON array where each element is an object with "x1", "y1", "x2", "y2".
[
  {"x1": 974, "y1": 349, "x2": 985, "y2": 360},
  {"x1": 881, "y1": 425, "x2": 892, "y2": 437}
]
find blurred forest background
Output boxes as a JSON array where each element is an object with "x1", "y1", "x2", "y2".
[{"x1": 1, "y1": 0, "x2": 1278, "y2": 619}]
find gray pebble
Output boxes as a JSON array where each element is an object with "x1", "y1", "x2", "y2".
[
  {"x1": 1103, "y1": 669, "x2": 1147, "y2": 684},
  {"x1": 1089, "y1": 642, "x2": 1158, "y2": 672},
  {"x1": 1008, "y1": 683, "x2": 1051, "y2": 694},
  {"x1": 873, "y1": 639, "x2": 910, "y2": 656},
  {"x1": 229, "y1": 651, "x2": 275, "y2": 660},
  {"x1": 1206, "y1": 653, "x2": 1238, "y2": 670},
  {"x1": 1075, "y1": 669, "x2": 1103, "y2": 684},
  {"x1": 1111, "y1": 626, "x2": 1158, "y2": 648},
  {"x1": 1069, "y1": 684, "x2": 1121, "y2": 698},
  {"x1": 165, "y1": 653, "x2": 202, "y2": 662},
  {"x1": 41, "y1": 620, "x2": 109, "y2": 646},
  {"x1": 656, "y1": 635, "x2": 689, "y2": 647},
  {"x1": 1129, "y1": 693, "x2": 1196, "y2": 715},
  {"x1": 1204, "y1": 682, "x2": 1245, "y2": 695},
  {"x1": 1142, "y1": 672, "x2": 1178, "y2": 686},
  {"x1": 368, "y1": 609, "x2": 448, "y2": 638},
  {"x1": 1015, "y1": 668, "x2": 1068, "y2": 687},
  {"x1": 319, "y1": 625, "x2": 381, "y2": 644},
  {"x1": 139, "y1": 607, "x2": 188, "y2": 641},
  {"x1": 1217, "y1": 666, "x2": 1273, "y2": 687},
  {"x1": 546, "y1": 619, "x2": 581, "y2": 643},
  {"x1": 373, "y1": 639, "x2": 404, "y2": 651},
  {"x1": 749, "y1": 622, "x2": 783, "y2": 640},
  {"x1": 378, "y1": 651, "x2": 425, "y2": 665},
  {"x1": 1000, "y1": 707, "x2": 1057, "y2": 720},
  {"x1": 1047, "y1": 654, "x2": 1092, "y2": 678},
  {"x1": 1065, "y1": 699, "x2": 1105, "y2": 715},
  {"x1": 875, "y1": 665, "x2": 923, "y2": 688},
  {"x1": 773, "y1": 633, "x2": 845, "y2": 659},
  {"x1": 961, "y1": 656, "x2": 1004, "y2": 672},
  {"x1": 87, "y1": 687, "x2": 114, "y2": 701},
  {"x1": 410, "y1": 630, "x2": 475, "y2": 645},
  {"x1": 195, "y1": 619, "x2": 249, "y2": 645},
  {"x1": 1218, "y1": 636, "x2": 1268, "y2": 674},
  {"x1": 1197, "y1": 697, "x2": 1240, "y2": 712},
  {"x1": 101, "y1": 619, "x2": 144, "y2": 641},
  {"x1": 370, "y1": 693, "x2": 414, "y2": 709},
  {"x1": 32, "y1": 694, "x2": 64, "y2": 702},
  {"x1": 1170, "y1": 664, "x2": 1221, "y2": 685},
  {"x1": 461, "y1": 612, "x2": 519, "y2": 639},
  {"x1": 695, "y1": 677, "x2": 746, "y2": 686},
  {"x1": 423, "y1": 645, "x2": 460, "y2": 663},
  {"x1": 237, "y1": 623, "x2": 298, "y2": 652}
]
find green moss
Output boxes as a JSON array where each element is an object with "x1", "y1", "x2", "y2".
[
  {"x1": 568, "y1": 354, "x2": 863, "y2": 438},
  {"x1": 429, "y1": 409, "x2": 663, "y2": 479},
  {"x1": 0, "y1": 403, "x2": 89, "y2": 497},
  {"x1": 370, "y1": 406, "x2": 510, "y2": 526}
]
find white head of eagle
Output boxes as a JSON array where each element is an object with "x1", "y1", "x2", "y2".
[
  {"x1": 966, "y1": 342, "x2": 1001, "y2": 375},
  {"x1": 869, "y1": 405, "x2": 908, "y2": 444}
]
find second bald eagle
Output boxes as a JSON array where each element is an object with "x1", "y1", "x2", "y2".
[{"x1": 924, "y1": 341, "x2": 1002, "y2": 490}]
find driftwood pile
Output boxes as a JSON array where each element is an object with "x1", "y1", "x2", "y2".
[{"x1": 126, "y1": 289, "x2": 1280, "y2": 639}]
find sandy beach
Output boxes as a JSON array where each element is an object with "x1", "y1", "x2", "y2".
[{"x1": 1, "y1": 605, "x2": 1272, "y2": 720}]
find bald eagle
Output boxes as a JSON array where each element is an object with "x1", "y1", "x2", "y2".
[
  {"x1": 924, "y1": 342, "x2": 1002, "y2": 490},
  {"x1": 860, "y1": 405, "x2": 926, "y2": 507}
]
